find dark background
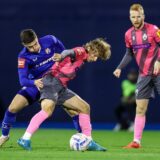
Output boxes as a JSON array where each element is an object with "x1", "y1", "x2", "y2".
[{"x1": 0, "y1": 0, "x2": 160, "y2": 124}]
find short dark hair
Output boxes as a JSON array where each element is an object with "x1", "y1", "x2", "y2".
[{"x1": 20, "y1": 29, "x2": 37, "y2": 44}]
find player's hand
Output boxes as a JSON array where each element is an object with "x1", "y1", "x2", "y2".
[
  {"x1": 53, "y1": 53, "x2": 62, "y2": 61},
  {"x1": 113, "y1": 68, "x2": 121, "y2": 78},
  {"x1": 153, "y1": 60, "x2": 160, "y2": 75},
  {"x1": 34, "y1": 79, "x2": 43, "y2": 90}
]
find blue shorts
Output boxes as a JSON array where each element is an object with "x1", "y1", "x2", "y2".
[{"x1": 17, "y1": 86, "x2": 40, "y2": 105}]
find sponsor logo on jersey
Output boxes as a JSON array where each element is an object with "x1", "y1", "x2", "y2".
[
  {"x1": 156, "y1": 29, "x2": 160, "y2": 38},
  {"x1": 45, "y1": 48, "x2": 51, "y2": 54},
  {"x1": 132, "y1": 43, "x2": 151, "y2": 49},
  {"x1": 18, "y1": 58, "x2": 25, "y2": 68},
  {"x1": 35, "y1": 57, "x2": 53, "y2": 68}
]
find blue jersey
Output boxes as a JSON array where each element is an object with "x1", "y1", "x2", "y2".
[{"x1": 18, "y1": 35, "x2": 65, "y2": 87}]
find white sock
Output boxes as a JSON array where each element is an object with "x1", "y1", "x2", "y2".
[
  {"x1": 22, "y1": 132, "x2": 32, "y2": 140},
  {"x1": 134, "y1": 139, "x2": 141, "y2": 144},
  {"x1": 87, "y1": 136, "x2": 92, "y2": 141},
  {"x1": 1, "y1": 135, "x2": 9, "y2": 138}
]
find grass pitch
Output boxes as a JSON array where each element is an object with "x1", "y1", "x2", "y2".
[{"x1": 0, "y1": 129, "x2": 160, "y2": 160}]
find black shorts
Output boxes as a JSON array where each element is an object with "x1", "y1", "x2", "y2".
[
  {"x1": 40, "y1": 74, "x2": 76, "y2": 105},
  {"x1": 136, "y1": 75, "x2": 160, "y2": 99}
]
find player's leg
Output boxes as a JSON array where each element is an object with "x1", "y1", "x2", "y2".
[
  {"x1": 124, "y1": 76, "x2": 152, "y2": 149},
  {"x1": 18, "y1": 99, "x2": 56, "y2": 150},
  {"x1": 63, "y1": 108, "x2": 82, "y2": 133},
  {"x1": 63, "y1": 95, "x2": 91, "y2": 136},
  {"x1": 62, "y1": 93, "x2": 106, "y2": 151},
  {"x1": 0, "y1": 87, "x2": 39, "y2": 147},
  {"x1": 18, "y1": 75, "x2": 58, "y2": 150},
  {"x1": 0, "y1": 94, "x2": 28, "y2": 147}
]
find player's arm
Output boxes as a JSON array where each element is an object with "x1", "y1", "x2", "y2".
[
  {"x1": 53, "y1": 49, "x2": 75, "y2": 61},
  {"x1": 18, "y1": 58, "x2": 34, "y2": 86},
  {"x1": 113, "y1": 32, "x2": 133, "y2": 78},
  {"x1": 153, "y1": 27, "x2": 160, "y2": 74},
  {"x1": 117, "y1": 48, "x2": 133, "y2": 69},
  {"x1": 113, "y1": 48, "x2": 133, "y2": 78},
  {"x1": 50, "y1": 35, "x2": 65, "y2": 52}
]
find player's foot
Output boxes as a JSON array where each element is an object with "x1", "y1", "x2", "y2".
[
  {"x1": 123, "y1": 141, "x2": 141, "y2": 149},
  {"x1": 87, "y1": 140, "x2": 107, "y2": 151},
  {"x1": 17, "y1": 138, "x2": 32, "y2": 150},
  {"x1": 0, "y1": 135, "x2": 9, "y2": 147}
]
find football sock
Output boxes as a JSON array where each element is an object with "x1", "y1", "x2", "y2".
[
  {"x1": 79, "y1": 113, "x2": 92, "y2": 137},
  {"x1": 2, "y1": 110, "x2": 16, "y2": 136},
  {"x1": 72, "y1": 115, "x2": 82, "y2": 133},
  {"x1": 23, "y1": 110, "x2": 48, "y2": 139},
  {"x1": 134, "y1": 115, "x2": 146, "y2": 143}
]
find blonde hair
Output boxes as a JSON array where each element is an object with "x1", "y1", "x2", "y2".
[
  {"x1": 84, "y1": 38, "x2": 111, "y2": 60},
  {"x1": 130, "y1": 4, "x2": 144, "y2": 15}
]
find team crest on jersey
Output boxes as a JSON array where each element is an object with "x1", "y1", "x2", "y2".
[
  {"x1": 142, "y1": 33, "x2": 147, "y2": 41},
  {"x1": 156, "y1": 29, "x2": 160, "y2": 38},
  {"x1": 18, "y1": 58, "x2": 25, "y2": 68},
  {"x1": 45, "y1": 48, "x2": 51, "y2": 54},
  {"x1": 33, "y1": 57, "x2": 38, "y2": 62}
]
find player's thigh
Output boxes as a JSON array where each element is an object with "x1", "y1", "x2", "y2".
[
  {"x1": 136, "y1": 75, "x2": 154, "y2": 99},
  {"x1": 153, "y1": 76, "x2": 160, "y2": 95},
  {"x1": 63, "y1": 95, "x2": 90, "y2": 114},
  {"x1": 8, "y1": 94, "x2": 29, "y2": 113}
]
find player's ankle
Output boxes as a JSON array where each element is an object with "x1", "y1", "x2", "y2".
[{"x1": 133, "y1": 139, "x2": 141, "y2": 144}]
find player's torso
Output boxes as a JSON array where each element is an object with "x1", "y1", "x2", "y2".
[
  {"x1": 19, "y1": 36, "x2": 64, "y2": 79},
  {"x1": 25, "y1": 48, "x2": 54, "y2": 79},
  {"x1": 126, "y1": 23, "x2": 159, "y2": 75},
  {"x1": 52, "y1": 47, "x2": 86, "y2": 86}
]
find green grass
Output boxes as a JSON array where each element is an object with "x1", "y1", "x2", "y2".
[{"x1": 0, "y1": 129, "x2": 160, "y2": 160}]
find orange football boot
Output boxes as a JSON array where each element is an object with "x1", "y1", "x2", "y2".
[{"x1": 123, "y1": 141, "x2": 141, "y2": 149}]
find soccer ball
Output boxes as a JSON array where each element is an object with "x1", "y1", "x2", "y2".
[{"x1": 69, "y1": 133, "x2": 91, "y2": 151}]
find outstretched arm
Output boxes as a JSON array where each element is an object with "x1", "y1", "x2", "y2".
[{"x1": 53, "y1": 49, "x2": 75, "y2": 61}]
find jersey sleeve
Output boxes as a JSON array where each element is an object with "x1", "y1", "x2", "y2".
[
  {"x1": 73, "y1": 47, "x2": 88, "y2": 61},
  {"x1": 153, "y1": 26, "x2": 160, "y2": 60},
  {"x1": 18, "y1": 57, "x2": 35, "y2": 87},
  {"x1": 153, "y1": 25, "x2": 160, "y2": 43},
  {"x1": 50, "y1": 35, "x2": 65, "y2": 52}
]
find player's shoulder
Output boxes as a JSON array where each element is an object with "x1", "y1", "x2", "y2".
[
  {"x1": 18, "y1": 47, "x2": 28, "y2": 58},
  {"x1": 73, "y1": 47, "x2": 86, "y2": 55},
  {"x1": 145, "y1": 22, "x2": 159, "y2": 31},
  {"x1": 39, "y1": 35, "x2": 58, "y2": 44}
]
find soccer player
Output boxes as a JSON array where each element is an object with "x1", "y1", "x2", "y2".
[
  {"x1": 17, "y1": 38, "x2": 111, "y2": 151},
  {"x1": 0, "y1": 29, "x2": 81, "y2": 147},
  {"x1": 113, "y1": 4, "x2": 160, "y2": 148}
]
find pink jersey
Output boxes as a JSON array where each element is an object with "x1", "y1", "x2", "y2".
[
  {"x1": 125, "y1": 23, "x2": 160, "y2": 76},
  {"x1": 51, "y1": 47, "x2": 88, "y2": 86}
]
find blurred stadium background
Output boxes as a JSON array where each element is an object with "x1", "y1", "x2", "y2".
[{"x1": 0, "y1": 0, "x2": 160, "y2": 129}]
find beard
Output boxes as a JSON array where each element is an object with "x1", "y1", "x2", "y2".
[{"x1": 133, "y1": 21, "x2": 144, "y2": 29}]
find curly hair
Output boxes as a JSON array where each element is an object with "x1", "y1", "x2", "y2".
[{"x1": 84, "y1": 38, "x2": 111, "y2": 60}]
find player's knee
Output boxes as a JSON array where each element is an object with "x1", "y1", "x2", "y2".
[
  {"x1": 8, "y1": 105, "x2": 19, "y2": 113},
  {"x1": 81, "y1": 103, "x2": 90, "y2": 114},
  {"x1": 41, "y1": 99, "x2": 55, "y2": 117},
  {"x1": 136, "y1": 105, "x2": 146, "y2": 115}
]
